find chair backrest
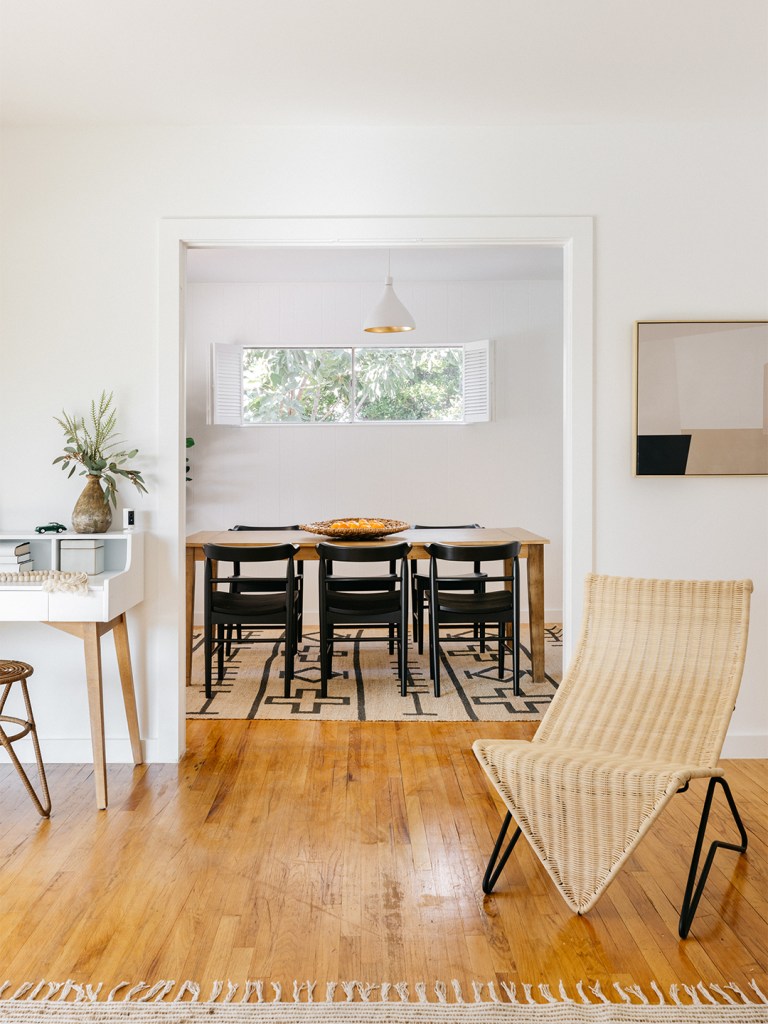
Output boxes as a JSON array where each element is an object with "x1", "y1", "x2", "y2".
[
  {"x1": 413, "y1": 525, "x2": 483, "y2": 571},
  {"x1": 229, "y1": 526, "x2": 302, "y2": 573},
  {"x1": 413, "y1": 523, "x2": 482, "y2": 529},
  {"x1": 203, "y1": 542, "x2": 298, "y2": 567},
  {"x1": 535, "y1": 574, "x2": 753, "y2": 770},
  {"x1": 230, "y1": 524, "x2": 301, "y2": 531},
  {"x1": 317, "y1": 542, "x2": 410, "y2": 594},
  {"x1": 425, "y1": 541, "x2": 520, "y2": 565},
  {"x1": 317, "y1": 541, "x2": 411, "y2": 565}
]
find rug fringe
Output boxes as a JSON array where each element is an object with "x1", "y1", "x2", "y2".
[{"x1": 1, "y1": 979, "x2": 766, "y2": 1006}]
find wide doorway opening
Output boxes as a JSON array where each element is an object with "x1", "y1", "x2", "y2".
[{"x1": 159, "y1": 217, "x2": 593, "y2": 753}]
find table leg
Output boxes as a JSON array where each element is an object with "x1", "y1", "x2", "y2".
[
  {"x1": 186, "y1": 546, "x2": 196, "y2": 687},
  {"x1": 82, "y1": 622, "x2": 108, "y2": 810},
  {"x1": 113, "y1": 613, "x2": 143, "y2": 766},
  {"x1": 526, "y1": 545, "x2": 545, "y2": 683}
]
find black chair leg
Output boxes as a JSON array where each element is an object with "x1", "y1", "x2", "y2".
[
  {"x1": 320, "y1": 629, "x2": 332, "y2": 699},
  {"x1": 483, "y1": 811, "x2": 523, "y2": 894},
  {"x1": 297, "y1": 576, "x2": 304, "y2": 642},
  {"x1": 284, "y1": 613, "x2": 294, "y2": 698},
  {"x1": 399, "y1": 616, "x2": 408, "y2": 696},
  {"x1": 204, "y1": 631, "x2": 213, "y2": 699},
  {"x1": 678, "y1": 777, "x2": 748, "y2": 938},
  {"x1": 497, "y1": 621, "x2": 505, "y2": 678},
  {"x1": 217, "y1": 624, "x2": 225, "y2": 681},
  {"x1": 512, "y1": 621, "x2": 520, "y2": 697},
  {"x1": 513, "y1": 568, "x2": 520, "y2": 696},
  {"x1": 431, "y1": 621, "x2": 441, "y2": 698}
]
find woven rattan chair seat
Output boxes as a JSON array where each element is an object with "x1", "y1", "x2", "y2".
[{"x1": 474, "y1": 738, "x2": 716, "y2": 913}]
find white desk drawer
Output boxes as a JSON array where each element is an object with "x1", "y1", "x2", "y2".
[
  {"x1": 0, "y1": 591, "x2": 50, "y2": 621},
  {"x1": 48, "y1": 590, "x2": 109, "y2": 621}
]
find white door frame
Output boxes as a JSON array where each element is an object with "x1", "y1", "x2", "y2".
[{"x1": 159, "y1": 216, "x2": 593, "y2": 758}]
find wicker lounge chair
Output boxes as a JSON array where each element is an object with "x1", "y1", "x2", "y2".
[{"x1": 473, "y1": 573, "x2": 753, "y2": 937}]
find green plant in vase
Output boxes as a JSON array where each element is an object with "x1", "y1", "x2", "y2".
[{"x1": 54, "y1": 390, "x2": 148, "y2": 534}]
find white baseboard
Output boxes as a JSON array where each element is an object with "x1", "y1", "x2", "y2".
[
  {"x1": 721, "y1": 734, "x2": 768, "y2": 759},
  {"x1": 0, "y1": 736, "x2": 175, "y2": 765}
]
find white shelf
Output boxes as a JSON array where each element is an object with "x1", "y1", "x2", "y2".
[{"x1": 0, "y1": 532, "x2": 144, "y2": 622}]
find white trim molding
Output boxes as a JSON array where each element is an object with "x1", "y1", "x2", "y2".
[{"x1": 160, "y1": 215, "x2": 594, "y2": 760}]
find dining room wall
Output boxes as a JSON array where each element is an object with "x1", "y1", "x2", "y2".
[
  {"x1": 0, "y1": 117, "x2": 765, "y2": 760},
  {"x1": 184, "y1": 276, "x2": 564, "y2": 623}
]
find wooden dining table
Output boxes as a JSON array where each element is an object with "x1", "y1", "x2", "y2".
[{"x1": 185, "y1": 527, "x2": 549, "y2": 688}]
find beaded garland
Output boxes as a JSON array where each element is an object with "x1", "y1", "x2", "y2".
[{"x1": 0, "y1": 569, "x2": 89, "y2": 593}]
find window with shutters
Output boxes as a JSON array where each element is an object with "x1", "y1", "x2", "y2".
[{"x1": 211, "y1": 341, "x2": 491, "y2": 425}]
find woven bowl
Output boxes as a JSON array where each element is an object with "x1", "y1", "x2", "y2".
[{"x1": 299, "y1": 518, "x2": 410, "y2": 540}]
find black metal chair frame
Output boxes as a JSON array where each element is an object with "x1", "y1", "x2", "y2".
[
  {"x1": 426, "y1": 541, "x2": 521, "y2": 699},
  {"x1": 410, "y1": 524, "x2": 486, "y2": 654},
  {"x1": 481, "y1": 775, "x2": 748, "y2": 940},
  {"x1": 226, "y1": 525, "x2": 304, "y2": 653},
  {"x1": 203, "y1": 542, "x2": 300, "y2": 700},
  {"x1": 317, "y1": 541, "x2": 411, "y2": 699}
]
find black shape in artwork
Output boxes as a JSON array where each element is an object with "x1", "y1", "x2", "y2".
[{"x1": 637, "y1": 434, "x2": 692, "y2": 475}]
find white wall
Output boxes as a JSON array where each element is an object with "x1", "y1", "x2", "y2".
[
  {"x1": 185, "y1": 278, "x2": 564, "y2": 622},
  {"x1": 0, "y1": 120, "x2": 765, "y2": 760}
]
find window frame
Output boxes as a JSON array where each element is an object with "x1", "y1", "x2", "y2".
[{"x1": 211, "y1": 340, "x2": 491, "y2": 427}]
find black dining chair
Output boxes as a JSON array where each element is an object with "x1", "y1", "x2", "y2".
[
  {"x1": 317, "y1": 541, "x2": 411, "y2": 698},
  {"x1": 226, "y1": 525, "x2": 304, "y2": 651},
  {"x1": 410, "y1": 524, "x2": 486, "y2": 653},
  {"x1": 326, "y1": 551, "x2": 398, "y2": 655},
  {"x1": 425, "y1": 541, "x2": 521, "y2": 698},
  {"x1": 203, "y1": 542, "x2": 300, "y2": 700}
]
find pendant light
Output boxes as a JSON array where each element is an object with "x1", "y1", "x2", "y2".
[{"x1": 364, "y1": 251, "x2": 415, "y2": 333}]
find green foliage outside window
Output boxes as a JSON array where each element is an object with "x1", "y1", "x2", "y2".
[
  {"x1": 244, "y1": 348, "x2": 352, "y2": 423},
  {"x1": 242, "y1": 346, "x2": 462, "y2": 424},
  {"x1": 356, "y1": 348, "x2": 462, "y2": 421}
]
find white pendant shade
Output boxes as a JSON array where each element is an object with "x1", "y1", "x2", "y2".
[{"x1": 364, "y1": 275, "x2": 415, "y2": 333}]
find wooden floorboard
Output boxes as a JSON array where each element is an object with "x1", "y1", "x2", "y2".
[{"x1": 0, "y1": 720, "x2": 766, "y2": 998}]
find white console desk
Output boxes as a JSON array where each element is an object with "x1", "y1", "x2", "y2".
[{"x1": 0, "y1": 531, "x2": 144, "y2": 809}]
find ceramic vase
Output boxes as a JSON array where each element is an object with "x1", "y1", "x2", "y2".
[{"x1": 72, "y1": 475, "x2": 112, "y2": 534}]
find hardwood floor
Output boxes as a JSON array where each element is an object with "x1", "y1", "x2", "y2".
[{"x1": 0, "y1": 720, "x2": 766, "y2": 999}]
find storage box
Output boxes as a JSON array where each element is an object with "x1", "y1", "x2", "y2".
[{"x1": 60, "y1": 539, "x2": 105, "y2": 576}]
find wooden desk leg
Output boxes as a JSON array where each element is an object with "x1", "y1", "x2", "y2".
[
  {"x1": 186, "y1": 546, "x2": 196, "y2": 687},
  {"x1": 527, "y1": 545, "x2": 545, "y2": 684},
  {"x1": 113, "y1": 613, "x2": 143, "y2": 766},
  {"x1": 82, "y1": 622, "x2": 108, "y2": 810}
]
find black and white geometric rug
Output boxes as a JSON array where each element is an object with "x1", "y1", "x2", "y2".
[{"x1": 187, "y1": 625, "x2": 561, "y2": 722}]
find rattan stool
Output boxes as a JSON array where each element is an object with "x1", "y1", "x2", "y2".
[{"x1": 0, "y1": 660, "x2": 51, "y2": 817}]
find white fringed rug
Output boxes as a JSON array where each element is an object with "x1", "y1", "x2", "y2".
[
  {"x1": 0, "y1": 980, "x2": 766, "y2": 1023},
  {"x1": 187, "y1": 625, "x2": 562, "y2": 722}
]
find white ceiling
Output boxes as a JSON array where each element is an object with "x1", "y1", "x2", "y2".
[
  {"x1": 185, "y1": 245, "x2": 563, "y2": 283},
  {"x1": 1, "y1": 0, "x2": 765, "y2": 126}
]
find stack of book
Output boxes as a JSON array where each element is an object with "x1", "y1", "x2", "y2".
[{"x1": 0, "y1": 541, "x2": 34, "y2": 572}]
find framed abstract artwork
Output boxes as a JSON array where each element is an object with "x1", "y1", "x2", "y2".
[{"x1": 633, "y1": 320, "x2": 768, "y2": 476}]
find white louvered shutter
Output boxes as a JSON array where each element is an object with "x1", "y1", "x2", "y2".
[
  {"x1": 463, "y1": 339, "x2": 492, "y2": 422},
  {"x1": 210, "y1": 343, "x2": 243, "y2": 426}
]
